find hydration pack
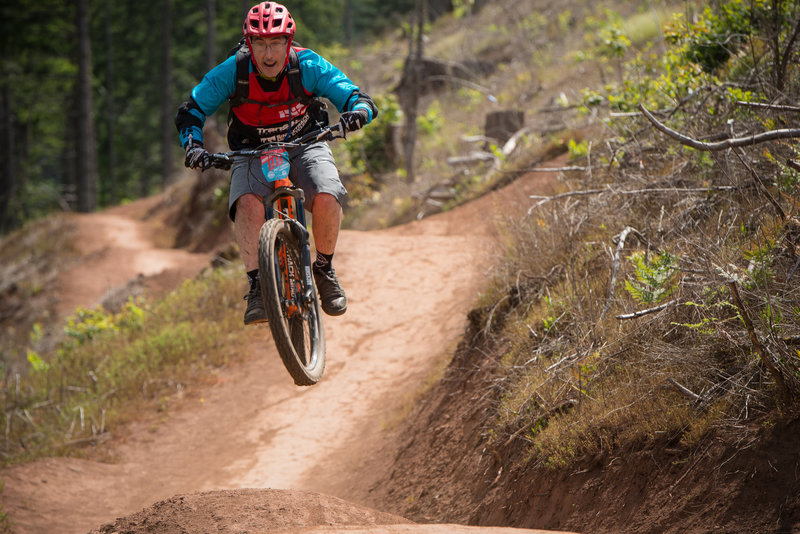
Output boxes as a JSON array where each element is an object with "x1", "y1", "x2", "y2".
[{"x1": 227, "y1": 38, "x2": 327, "y2": 124}]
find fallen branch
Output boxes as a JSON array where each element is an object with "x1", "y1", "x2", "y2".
[
  {"x1": 507, "y1": 165, "x2": 588, "y2": 174},
  {"x1": 616, "y1": 300, "x2": 676, "y2": 320},
  {"x1": 727, "y1": 280, "x2": 790, "y2": 400},
  {"x1": 446, "y1": 151, "x2": 497, "y2": 167},
  {"x1": 500, "y1": 127, "x2": 532, "y2": 158},
  {"x1": 735, "y1": 100, "x2": 800, "y2": 113},
  {"x1": 62, "y1": 433, "x2": 111, "y2": 448},
  {"x1": 639, "y1": 104, "x2": 800, "y2": 151},
  {"x1": 666, "y1": 378, "x2": 703, "y2": 403}
]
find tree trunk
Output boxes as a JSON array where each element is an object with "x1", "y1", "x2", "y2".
[
  {"x1": 64, "y1": 97, "x2": 79, "y2": 211},
  {"x1": 161, "y1": 0, "x2": 174, "y2": 187},
  {"x1": 206, "y1": 0, "x2": 216, "y2": 71},
  {"x1": 401, "y1": 0, "x2": 426, "y2": 184},
  {"x1": 76, "y1": 0, "x2": 98, "y2": 213},
  {"x1": 0, "y1": 83, "x2": 15, "y2": 232},
  {"x1": 344, "y1": 0, "x2": 354, "y2": 46},
  {"x1": 105, "y1": 0, "x2": 117, "y2": 205}
]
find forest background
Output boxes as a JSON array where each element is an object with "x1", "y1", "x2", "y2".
[{"x1": 0, "y1": 0, "x2": 427, "y2": 234}]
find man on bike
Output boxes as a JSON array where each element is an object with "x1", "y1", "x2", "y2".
[{"x1": 175, "y1": 1, "x2": 377, "y2": 325}]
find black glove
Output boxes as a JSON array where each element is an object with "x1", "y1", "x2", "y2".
[
  {"x1": 339, "y1": 109, "x2": 369, "y2": 134},
  {"x1": 185, "y1": 143, "x2": 211, "y2": 170}
]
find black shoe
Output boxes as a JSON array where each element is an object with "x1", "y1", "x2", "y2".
[
  {"x1": 243, "y1": 285, "x2": 267, "y2": 325},
  {"x1": 313, "y1": 265, "x2": 347, "y2": 316}
]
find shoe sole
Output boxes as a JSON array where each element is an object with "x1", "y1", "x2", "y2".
[
  {"x1": 321, "y1": 298, "x2": 347, "y2": 316},
  {"x1": 322, "y1": 306, "x2": 347, "y2": 317}
]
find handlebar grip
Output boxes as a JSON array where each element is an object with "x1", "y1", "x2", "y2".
[{"x1": 209, "y1": 154, "x2": 233, "y2": 170}]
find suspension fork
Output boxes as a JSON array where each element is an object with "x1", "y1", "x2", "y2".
[{"x1": 264, "y1": 182, "x2": 314, "y2": 302}]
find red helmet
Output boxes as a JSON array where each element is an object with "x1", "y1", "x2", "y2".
[{"x1": 243, "y1": 2, "x2": 296, "y2": 39}]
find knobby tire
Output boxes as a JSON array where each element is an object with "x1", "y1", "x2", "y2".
[{"x1": 258, "y1": 219, "x2": 326, "y2": 385}]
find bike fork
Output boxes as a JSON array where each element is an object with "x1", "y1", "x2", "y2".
[
  {"x1": 264, "y1": 188, "x2": 315, "y2": 303},
  {"x1": 293, "y1": 201, "x2": 315, "y2": 302}
]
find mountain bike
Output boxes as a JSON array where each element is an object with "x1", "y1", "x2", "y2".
[{"x1": 209, "y1": 125, "x2": 345, "y2": 386}]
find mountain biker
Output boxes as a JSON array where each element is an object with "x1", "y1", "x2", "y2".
[{"x1": 175, "y1": 1, "x2": 377, "y2": 325}]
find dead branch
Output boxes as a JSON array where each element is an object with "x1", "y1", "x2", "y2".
[
  {"x1": 666, "y1": 377, "x2": 703, "y2": 403},
  {"x1": 788, "y1": 256, "x2": 800, "y2": 283},
  {"x1": 500, "y1": 127, "x2": 532, "y2": 158},
  {"x1": 62, "y1": 433, "x2": 111, "y2": 448},
  {"x1": 538, "y1": 105, "x2": 581, "y2": 113},
  {"x1": 446, "y1": 151, "x2": 498, "y2": 167},
  {"x1": 510, "y1": 165, "x2": 588, "y2": 174},
  {"x1": 616, "y1": 300, "x2": 676, "y2": 320},
  {"x1": 526, "y1": 185, "x2": 739, "y2": 216},
  {"x1": 639, "y1": 104, "x2": 800, "y2": 151},
  {"x1": 600, "y1": 226, "x2": 639, "y2": 320},
  {"x1": 482, "y1": 295, "x2": 510, "y2": 338},
  {"x1": 787, "y1": 159, "x2": 800, "y2": 172},
  {"x1": 736, "y1": 100, "x2": 800, "y2": 113},
  {"x1": 727, "y1": 281, "x2": 790, "y2": 400},
  {"x1": 733, "y1": 148, "x2": 787, "y2": 219}
]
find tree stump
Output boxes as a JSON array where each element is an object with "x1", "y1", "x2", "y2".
[{"x1": 484, "y1": 110, "x2": 524, "y2": 144}]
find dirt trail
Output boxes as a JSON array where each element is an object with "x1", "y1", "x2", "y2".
[
  {"x1": 1, "y1": 159, "x2": 564, "y2": 534},
  {"x1": 53, "y1": 202, "x2": 213, "y2": 319}
]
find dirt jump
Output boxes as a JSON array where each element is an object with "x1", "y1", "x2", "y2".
[{"x1": 1, "y1": 159, "x2": 567, "y2": 533}]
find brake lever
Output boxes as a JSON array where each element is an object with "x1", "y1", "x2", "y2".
[
  {"x1": 328, "y1": 123, "x2": 346, "y2": 141},
  {"x1": 208, "y1": 154, "x2": 232, "y2": 171}
]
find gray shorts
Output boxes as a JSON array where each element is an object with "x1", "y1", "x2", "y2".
[{"x1": 228, "y1": 141, "x2": 347, "y2": 222}]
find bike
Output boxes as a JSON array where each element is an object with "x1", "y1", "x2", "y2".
[{"x1": 209, "y1": 124, "x2": 345, "y2": 386}]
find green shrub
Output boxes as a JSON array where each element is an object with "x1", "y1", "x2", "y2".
[
  {"x1": 345, "y1": 93, "x2": 402, "y2": 175},
  {"x1": 624, "y1": 251, "x2": 679, "y2": 305},
  {"x1": 0, "y1": 267, "x2": 242, "y2": 466}
]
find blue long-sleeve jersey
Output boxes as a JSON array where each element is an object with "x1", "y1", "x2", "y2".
[{"x1": 176, "y1": 47, "x2": 376, "y2": 149}]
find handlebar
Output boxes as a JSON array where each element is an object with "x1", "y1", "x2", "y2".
[{"x1": 209, "y1": 123, "x2": 346, "y2": 170}]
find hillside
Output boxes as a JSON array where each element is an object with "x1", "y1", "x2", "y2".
[{"x1": 2, "y1": 0, "x2": 800, "y2": 532}]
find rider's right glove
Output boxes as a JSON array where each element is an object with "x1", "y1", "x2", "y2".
[
  {"x1": 185, "y1": 143, "x2": 211, "y2": 170},
  {"x1": 339, "y1": 109, "x2": 370, "y2": 134}
]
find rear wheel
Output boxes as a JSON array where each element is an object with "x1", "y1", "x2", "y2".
[{"x1": 258, "y1": 219, "x2": 326, "y2": 385}]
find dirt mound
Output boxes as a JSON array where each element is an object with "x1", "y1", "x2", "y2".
[
  {"x1": 89, "y1": 488, "x2": 577, "y2": 534},
  {"x1": 89, "y1": 488, "x2": 409, "y2": 534}
]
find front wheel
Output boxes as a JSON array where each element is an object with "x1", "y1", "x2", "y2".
[{"x1": 258, "y1": 219, "x2": 326, "y2": 385}]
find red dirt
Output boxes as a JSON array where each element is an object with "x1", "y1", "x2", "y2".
[{"x1": 0, "y1": 159, "x2": 565, "y2": 533}]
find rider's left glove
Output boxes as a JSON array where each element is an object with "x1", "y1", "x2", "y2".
[
  {"x1": 185, "y1": 143, "x2": 211, "y2": 170},
  {"x1": 339, "y1": 109, "x2": 370, "y2": 134}
]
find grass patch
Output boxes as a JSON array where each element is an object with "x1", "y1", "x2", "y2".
[
  {"x1": 620, "y1": 7, "x2": 675, "y2": 46},
  {"x1": 456, "y1": 0, "x2": 800, "y2": 472},
  {"x1": 0, "y1": 265, "x2": 244, "y2": 466},
  {"x1": 0, "y1": 480, "x2": 10, "y2": 533}
]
